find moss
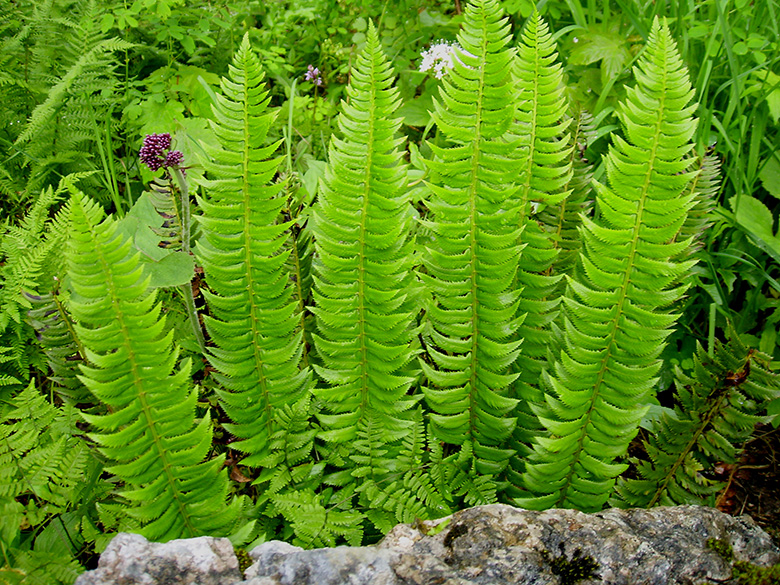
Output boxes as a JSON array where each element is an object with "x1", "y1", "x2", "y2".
[
  {"x1": 733, "y1": 561, "x2": 780, "y2": 585},
  {"x1": 705, "y1": 538, "x2": 780, "y2": 585},
  {"x1": 234, "y1": 547, "x2": 253, "y2": 574},
  {"x1": 541, "y1": 546, "x2": 601, "y2": 584},
  {"x1": 707, "y1": 537, "x2": 734, "y2": 562}
]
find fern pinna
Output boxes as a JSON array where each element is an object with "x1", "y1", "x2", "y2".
[
  {"x1": 420, "y1": 0, "x2": 523, "y2": 481},
  {"x1": 615, "y1": 327, "x2": 780, "y2": 508},
  {"x1": 196, "y1": 34, "x2": 312, "y2": 467},
  {"x1": 518, "y1": 17, "x2": 700, "y2": 512},
  {"x1": 66, "y1": 190, "x2": 239, "y2": 541}
]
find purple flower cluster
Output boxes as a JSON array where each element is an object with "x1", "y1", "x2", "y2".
[
  {"x1": 139, "y1": 132, "x2": 184, "y2": 172},
  {"x1": 304, "y1": 64, "x2": 322, "y2": 86}
]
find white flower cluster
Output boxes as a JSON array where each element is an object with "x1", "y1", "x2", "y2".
[{"x1": 419, "y1": 41, "x2": 460, "y2": 79}]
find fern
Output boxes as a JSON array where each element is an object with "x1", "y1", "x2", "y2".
[
  {"x1": 614, "y1": 327, "x2": 780, "y2": 508},
  {"x1": 310, "y1": 22, "x2": 420, "y2": 477},
  {"x1": 10, "y1": 0, "x2": 131, "y2": 196},
  {"x1": 0, "y1": 380, "x2": 97, "y2": 584},
  {"x1": 518, "y1": 17, "x2": 699, "y2": 512},
  {"x1": 272, "y1": 489, "x2": 363, "y2": 548},
  {"x1": 66, "y1": 190, "x2": 239, "y2": 541},
  {"x1": 25, "y1": 287, "x2": 88, "y2": 404},
  {"x1": 196, "y1": 33, "x2": 312, "y2": 467},
  {"x1": 544, "y1": 109, "x2": 597, "y2": 278},
  {"x1": 675, "y1": 151, "x2": 720, "y2": 258},
  {"x1": 420, "y1": 0, "x2": 523, "y2": 479},
  {"x1": 505, "y1": 14, "x2": 574, "y2": 487}
]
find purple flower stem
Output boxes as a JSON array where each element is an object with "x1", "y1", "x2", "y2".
[{"x1": 170, "y1": 166, "x2": 206, "y2": 354}]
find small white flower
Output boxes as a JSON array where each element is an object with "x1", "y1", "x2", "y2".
[
  {"x1": 419, "y1": 41, "x2": 460, "y2": 79},
  {"x1": 573, "y1": 37, "x2": 579, "y2": 43}
]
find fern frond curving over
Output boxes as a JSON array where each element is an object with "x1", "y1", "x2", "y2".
[
  {"x1": 420, "y1": 0, "x2": 523, "y2": 478},
  {"x1": 615, "y1": 327, "x2": 780, "y2": 507},
  {"x1": 310, "y1": 23, "x2": 419, "y2": 458},
  {"x1": 518, "y1": 17, "x2": 699, "y2": 512},
  {"x1": 67, "y1": 191, "x2": 239, "y2": 541},
  {"x1": 196, "y1": 33, "x2": 312, "y2": 467}
]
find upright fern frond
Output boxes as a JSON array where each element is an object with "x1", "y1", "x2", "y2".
[
  {"x1": 196, "y1": 33, "x2": 312, "y2": 467},
  {"x1": 615, "y1": 327, "x2": 780, "y2": 507},
  {"x1": 675, "y1": 152, "x2": 720, "y2": 258},
  {"x1": 519, "y1": 18, "x2": 699, "y2": 512},
  {"x1": 310, "y1": 22, "x2": 419, "y2": 471},
  {"x1": 505, "y1": 14, "x2": 574, "y2": 486},
  {"x1": 420, "y1": 0, "x2": 523, "y2": 478},
  {"x1": 25, "y1": 287, "x2": 88, "y2": 404},
  {"x1": 67, "y1": 190, "x2": 239, "y2": 541},
  {"x1": 545, "y1": 109, "x2": 597, "y2": 278}
]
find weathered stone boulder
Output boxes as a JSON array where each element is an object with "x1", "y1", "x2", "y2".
[
  {"x1": 76, "y1": 504, "x2": 780, "y2": 585},
  {"x1": 74, "y1": 532, "x2": 242, "y2": 585}
]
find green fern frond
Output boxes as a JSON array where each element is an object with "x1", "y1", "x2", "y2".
[
  {"x1": 545, "y1": 109, "x2": 597, "y2": 277},
  {"x1": 310, "y1": 22, "x2": 420, "y2": 459},
  {"x1": 14, "y1": 37, "x2": 131, "y2": 147},
  {"x1": 505, "y1": 14, "x2": 576, "y2": 489},
  {"x1": 25, "y1": 288, "x2": 88, "y2": 404},
  {"x1": 615, "y1": 327, "x2": 779, "y2": 508},
  {"x1": 288, "y1": 210, "x2": 315, "y2": 368},
  {"x1": 519, "y1": 17, "x2": 699, "y2": 512},
  {"x1": 254, "y1": 394, "x2": 322, "y2": 498},
  {"x1": 0, "y1": 185, "x2": 61, "y2": 333},
  {"x1": 66, "y1": 190, "x2": 239, "y2": 541},
  {"x1": 420, "y1": 0, "x2": 523, "y2": 478},
  {"x1": 196, "y1": 33, "x2": 312, "y2": 467},
  {"x1": 272, "y1": 489, "x2": 363, "y2": 548},
  {"x1": 674, "y1": 152, "x2": 720, "y2": 258},
  {"x1": 0, "y1": 380, "x2": 98, "y2": 583}
]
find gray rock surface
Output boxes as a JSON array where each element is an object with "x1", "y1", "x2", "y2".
[
  {"x1": 76, "y1": 505, "x2": 780, "y2": 585},
  {"x1": 74, "y1": 532, "x2": 242, "y2": 585}
]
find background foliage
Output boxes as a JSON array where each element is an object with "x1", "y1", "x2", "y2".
[{"x1": 1, "y1": 0, "x2": 779, "y2": 582}]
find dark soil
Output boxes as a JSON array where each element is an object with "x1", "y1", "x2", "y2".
[{"x1": 715, "y1": 425, "x2": 780, "y2": 546}]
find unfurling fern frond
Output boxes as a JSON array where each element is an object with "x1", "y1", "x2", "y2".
[
  {"x1": 420, "y1": 0, "x2": 523, "y2": 481},
  {"x1": 310, "y1": 22, "x2": 419, "y2": 475},
  {"x1": 196, "y1": 33, "x2": 312, "y2": 467},
  {"x1": 67, "y1": 190, "x2": 239, "y2": 542},
  {"x1": 615, "y1": 326, "x2": 780, "y2": 507},
  {"x1": 519, "y1": 17, "x2": 699, "y2": 512}
]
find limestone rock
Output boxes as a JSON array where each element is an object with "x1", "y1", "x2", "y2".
[
  {"x1": 74, "y1": 532, "x2": 242, "y2": 585},
  {"x1": 243, "y1": 505, "x2": 779, "y2": 585},
  {"x1": 75, "y1": 505, "x2": 780, "y2": 585}
]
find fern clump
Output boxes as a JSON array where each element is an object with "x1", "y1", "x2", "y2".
[
  {"x1": 420, "y1": 0, "x2": 524, "y2": 481},
  {"x1": 519, "y1": 17, "x2": 700, "y2": 512},
  {"x1": 615, "y1": 328, "x2": 780, "y2": 507},
  {"x1": 67, "y1": 190, "x2": 239, "y2": 541},
  {"x1": 196, "y1": 33, "x2": 312, "y2": 467}
]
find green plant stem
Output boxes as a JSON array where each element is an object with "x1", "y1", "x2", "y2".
[{"x1": 171, "y1": 167, "x2": 206, "y2": 355}]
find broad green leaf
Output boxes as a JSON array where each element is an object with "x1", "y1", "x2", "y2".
[
  {"x1": 759, "y1": 156, "x2": 780, "y2": 200},
  {"x1": 732, "y1": 195, "x2": 780, "y2": 264}
]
